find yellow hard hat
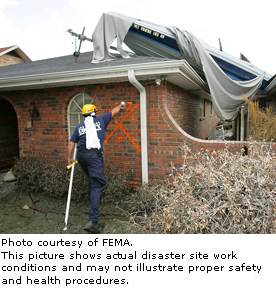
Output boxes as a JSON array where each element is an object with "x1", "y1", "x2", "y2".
[{"x1": 82, "y1": 104, "x2": 98, "y2": 115}]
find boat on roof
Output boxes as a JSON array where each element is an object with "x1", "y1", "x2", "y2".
[{"x1": 123, "y1": 20, "x2": 272, "y2": 92}]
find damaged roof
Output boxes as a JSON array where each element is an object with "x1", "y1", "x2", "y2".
[
  {"x1": 0, "y1": 51, "x2": 209, "y2": 99},
  {"x1": 0, "y1": 52, "x2": 170, "y2": 78}
]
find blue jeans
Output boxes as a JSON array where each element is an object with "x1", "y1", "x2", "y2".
[{"x1": 77, "y1": 152, "x2": 107, "y2": 222}]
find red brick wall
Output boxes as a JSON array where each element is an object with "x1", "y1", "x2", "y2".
[
  {"x1": 1, "y1": 80, "x2": 269, "y2": 186},
  {"x1": 165, "y1": 82, "x2": 218, "y2": 139}
]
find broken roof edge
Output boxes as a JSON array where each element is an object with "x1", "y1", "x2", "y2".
[{"x1": 0, "y1": 59, "x2": 210, "y2": 98}]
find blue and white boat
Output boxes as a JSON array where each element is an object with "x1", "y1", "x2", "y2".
[{"x1": 124, "y1": 20, "x2": 272, "y2": 92}]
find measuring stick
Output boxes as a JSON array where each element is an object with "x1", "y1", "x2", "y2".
[{"x1": 63, "y1": 144, "x2": 77, "y2": 231}]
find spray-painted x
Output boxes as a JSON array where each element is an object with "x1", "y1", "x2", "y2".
[{"x1": 105, "y1": 102, "x2": 141, "y2": 152}]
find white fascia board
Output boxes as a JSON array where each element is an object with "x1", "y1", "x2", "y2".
[
  {"x1": 14, "y1": 47, "x2": 32, "y2": 62},
  {"x1": 0, "y1": 59, "x2": 209, "y2": 98},
  {"x1": 0, "y1": 46, "x2": 18, "y2": 57},
  {"x1": 0, "y1": 46, "x2": 31, "y2": 62}
]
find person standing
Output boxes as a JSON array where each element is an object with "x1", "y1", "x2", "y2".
[{"x1": 67, "y1": 102, "x2": 126, "y2": 233}]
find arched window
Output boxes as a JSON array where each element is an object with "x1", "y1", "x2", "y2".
[{"x1": 68, "y1": 93, "x2": 95, "y2": 139}]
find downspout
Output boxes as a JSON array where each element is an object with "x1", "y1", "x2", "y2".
[
  {"x1": 128, "y1": 70, "x2": 148, "y2": 184},
  {"x1": 240, "y1": 105, "x2": 245, "y2": 141}
]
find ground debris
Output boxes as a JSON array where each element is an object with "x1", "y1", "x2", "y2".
[
  {"x1": 1, "y1": 172, "x2": 132, "y2": 234},
  {"x1": 29, "y1": 192, "x2": 39, "y2": 204},
  {"x1": 30, "y1": 205, "x2": 48, "y2": 214}
]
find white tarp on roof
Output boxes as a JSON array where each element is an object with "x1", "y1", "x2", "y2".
[
  {"x1": 92, "y1": 11, "x2": 138, "y2": 62},
  {"x1": 92, "y1": 12, "x2": 266, "y2": 121},
  {"x1": 167, "y1": 27, "x2": 265, "y2": 120}
]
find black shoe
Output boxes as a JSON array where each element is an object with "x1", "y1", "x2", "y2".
[{"x1": 84, "y1": 221, "x2": 105, "y2": 233}]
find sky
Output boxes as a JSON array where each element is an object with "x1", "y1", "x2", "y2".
[{"x1": 1, "y1": 0, "x2": 276, "y2": 75}]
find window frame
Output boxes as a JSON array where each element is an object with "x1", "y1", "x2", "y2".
[
  {"x1": 67, "y1": 93, "x2": 95, "y2": 140},
  {"x1": 199, "y1": 97, "x2": 206, "y2": 120}
]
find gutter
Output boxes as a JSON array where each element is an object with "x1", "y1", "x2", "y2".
[
  {"x1": 128, "y1": 69, "x2": 148, "y2": 184},
  {"x1": 0, "y1": 60, "x2": 208, "y2": 93}
]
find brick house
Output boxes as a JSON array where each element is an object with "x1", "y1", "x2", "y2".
[
  {"x1": 0, "y1": 46, "x2": 31, "y2": 67},
  {"x1": 0, "y1": 51, "x2": 267, "y2": 187},
  {"x1": 0, "y1": 46, "x2": 31, "y2": 171}
]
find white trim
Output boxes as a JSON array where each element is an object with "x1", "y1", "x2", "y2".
[
  {"x1": 0, "y1": 46, "x2": 31, "y2": 62},
  {"x1": 67, "y1": 93, "x2": 94, "y2": 140},
  {"x1": 0, "y1": 46, "x2": 18, "y2": 57},
  {"x1": 128, "y1": 69, "x2": 148, "y2": 184},
  {"x1": 0, "y1": 60, "x2": 210, "y2": 98}
]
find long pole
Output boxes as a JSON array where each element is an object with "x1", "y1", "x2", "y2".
[{"x1": 63, "y1": 144, "x2": 77, "y2": 231}]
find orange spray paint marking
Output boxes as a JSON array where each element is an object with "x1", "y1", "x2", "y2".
[
  {"x1": 125, "y1": 102, "x2": 133, "y2": 111},
  {"x1": 117, "y1": 136, "x2": 124, "y2": 143},
  {"x1": 105, "y1": 104, "x2": 139, "y2": 140},
  {"x1": 113, "y1": 116, "x2": 141, "y2": 152},
  {"x1": 105, "y1": 103, "x2": 141, "y2": 152}
]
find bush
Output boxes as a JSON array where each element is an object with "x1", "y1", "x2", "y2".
[
  {"x1": 244, "y1": 97, "x2": 276, "y2": 142},
  {"x1": 122, "y1": 142, "x2": 276, "y2": 234},
  {"x1": 13, "y1": 157, "x2": 129, "y2": 203},
  {"x1": 13, "y1": 157, "x2": 69, "y2": 198},
  {"x1": 102, "y1": 164, "x2": 130, "y2": 203}
]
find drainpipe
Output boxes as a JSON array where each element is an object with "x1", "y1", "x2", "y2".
[
  {"x1": 236, "y1": 114, "x2": 240, "y2": 141},
  {"x1": 240, "y1": 105, "x2": 245, "y2": 141},
  {"x1": 246, "y1": 104, "x2": 249, "y2": 141},
  {"x1": 128, "y1": 70, "x2": 148, "y2": 184}
]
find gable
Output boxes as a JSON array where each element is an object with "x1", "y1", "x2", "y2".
[{"x1": 0, "y1": 46, "x2": 31, "y2": 67}]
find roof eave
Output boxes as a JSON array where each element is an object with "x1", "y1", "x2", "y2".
[
  {"x1": 0, "y1": 46, "x2": 18, "y2": 57},
  {"x1": 0, "y1": 59, "x2": 210, "y2": 98}
]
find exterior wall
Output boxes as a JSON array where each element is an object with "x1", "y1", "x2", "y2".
[
  {"x1": 166, "y1": 83, "x2": 218, "y2": 139},
  {"x1": 1, "y1": 80, "x2": 269, "y2": 187},
  {"x1": 0, "y1": 54, "x2": 24, "y2": 67}
]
